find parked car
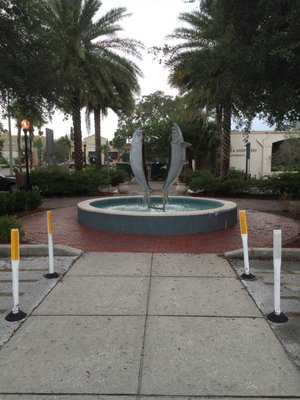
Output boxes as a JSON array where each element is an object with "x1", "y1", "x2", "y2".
[
  {"x1": 66, "y1": 160, "x2": 75, "y2": 169},
  {"x1": 0, "y1": 174, "x2": 16, "y2": 192}
]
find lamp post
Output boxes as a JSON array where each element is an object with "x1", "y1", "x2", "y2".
[{"x1": 21, "y1": 119, "x2": 31, "y2": 191}]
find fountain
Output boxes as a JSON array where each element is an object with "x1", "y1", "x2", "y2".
[{"x1": 78, "y1": 125, "x2": 237, "y2": 235}]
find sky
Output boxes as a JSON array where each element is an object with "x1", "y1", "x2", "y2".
[{"x1": 5, "y1": 0, "x2": 272, "y2": 140}]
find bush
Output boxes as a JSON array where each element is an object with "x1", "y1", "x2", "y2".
[
  {"x1": 189, "y1": 170, "x2": 221, "y2": 194},
  {"x1": 30, "y1": 166, "x2": 133, "y2": 196},
  {"x1": 30, "y1": 166, "x2": 127, "y2": 196},
  {"x1": 0, "y1": 191, "x2": 42, "y2": 216},
  {"x1": 0, "y1": 215, "x2": 24, "y2": 242},
  {"x1": 188, "y1": 169, "x2": 300, "y2": 199}
]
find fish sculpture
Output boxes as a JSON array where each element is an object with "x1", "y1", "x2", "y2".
[
  {"x1": 162, "y1": 124, "x2": 187, "y2": 194},
  {"x1": 130, "y1": 128, "x2": 151, "y2": 195}
]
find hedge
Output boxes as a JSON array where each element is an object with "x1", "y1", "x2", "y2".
[
  {"x1": 188, "y1": 170, "x2": 300, "y2": 199},
  {"x1": 0, "y1": 191, "x2": 43, "y2": 216},
  {"x1": 0, "y1": 215, "x2": 24, "y2": 242},
  {"x1": 30, "y1": 166, "x2": 129, "y2": 197}
]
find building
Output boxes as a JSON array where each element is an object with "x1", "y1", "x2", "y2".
[
  {"x1": 0, "y1": 131, "x2": 46, "y2": 168},
  {"x1": 83, "y1": 134, "x2": 120, "y2": 164},
  {"x1": 230, "y1": 131, "x2": 300, "y2": 177}
]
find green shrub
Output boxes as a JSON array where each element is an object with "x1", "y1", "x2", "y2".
[
  {"x1": 0, "y1": 215, "x2": 24, "y2": 242},
  {"x1": 108, "y1": 168, "x2": 129, "y2": 186},
  {"x1": 30, "y1": 166, "x2": 118, "y2": 196},
  {"x1": 26, "y1": 191, "x2": 43, "y2": 210},
  {"x1": 189, "y1": 170, "x2": 221, "y2": 194},
  {"x1": 228, "y1": 168, "x2": 245, "y2": 179},
  {"x1": 187, "y1": 169, "x2": 300, "y2": 199},
  {"x1": 0, "y1": 191, "x2": 43, "y2": 215}
]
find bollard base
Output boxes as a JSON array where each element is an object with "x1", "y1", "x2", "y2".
[
  {"x1": 267, "y1": 311, "x2": 289, "y2": 323},
  {"x1": 241, "y1": 272, "x2": 256, "y2": 281},
  {"x1": 5, "y1": 310, "x2": 27, "y2": 322},
  {"x1": 44, "y1": 272, "x2": 60, "y2": 279}
]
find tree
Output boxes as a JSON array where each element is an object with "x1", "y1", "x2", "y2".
[
  {"x1": 7, "y1": 99, "x2": 46, "y2": 171},
  {"x1": 0, "y1": 121, "x2": 4, "y2": 156},
  {"x1": 85, "y1": 55, "x2": 141, "y2": 169},
  {"x1": 112, "y1": 91, "x2": 217, "y2": 168},
  {"x1": 166, "y1": 4, "x2": 238, "y2": 179},
  {"x1": 40, "y1": 0, "x2": 143, "y2": 170},
  {"x1": 51, "y1": 135, "x2": 72, "y2": 164},
  {"x1": 112, "y1": 91, "x2": 178, "y2": 162},
  {"x1": 0, "y1": 0, "x2": 56, "y2": 123},
  {"x1": 272, "y1": 136, "x2": 300, "y2": 171},
  {"x1": 164, "y1": 0, "x2": 300, "y2": 180}
]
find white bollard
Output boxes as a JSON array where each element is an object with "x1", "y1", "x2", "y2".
[
  {"x1": 5, "y1": 229, "x2": 27, "y2": 322},
  {"x1": 239, "y1": 210, "x2": 255, "y2": 281},
  {"x1": 44, "y1": 211, "x2": 59, "y2": 279},
  {"x1": 273, "y1": 229, "x2": 282, "y2": 315},
  {"x1": 267, "y1": 229, "x2": 288, "y2": 323}
]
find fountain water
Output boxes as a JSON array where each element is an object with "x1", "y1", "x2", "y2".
[{"x1": 78, "y1": 125, "x2": 237, "y2": 235}]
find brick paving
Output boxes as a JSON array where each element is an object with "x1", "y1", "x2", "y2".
[{"x1": 20, "y1": 191, "x2": 300, "y2": 253}]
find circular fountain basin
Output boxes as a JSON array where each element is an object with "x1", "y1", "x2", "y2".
[{"x1": 78, "y1": 196, "x2": 237, "y2": 235}]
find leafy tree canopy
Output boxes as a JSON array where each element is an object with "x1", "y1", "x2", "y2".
[
  {"x1": 165, "y1": 0, "x2": 300, "y2": 127},
  {"x1": 0, "y1": 0, "x2": 56, "y2": 117},
  {"x1": 112, "y1": 91, "x2": 217, "y2": 168}
]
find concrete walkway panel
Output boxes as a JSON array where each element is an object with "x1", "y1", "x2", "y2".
[
  {"x1": 149, "y1": 277, "x2": 261, "y2": 317},
  {"x1": 33, "y1": 276, "x2": 149, "y2": 315},
  {"x1": 0, "y1": 316, "x2": 144, "y2": 394},
  {"x1": 141, "y1": 316, "x2": 300, "y2": 396},
  {"x1": 68, "y1": 252, "x2": 152, "y2": 276},
  {"x1": 152, "y1": 253, "x2": 235, "y2": 277},
  {"x1": 142, "y1": 398, "x2": 300, "y2": 400}
]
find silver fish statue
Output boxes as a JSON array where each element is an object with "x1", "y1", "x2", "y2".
[
  {"x1": 162, "y1": 124, "x2": 187, "y2": 194},
  {"x1": 130, "y1": 128, "x2": 151, "y2": 194}
]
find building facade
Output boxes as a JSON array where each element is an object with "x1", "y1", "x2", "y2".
[
  {"x1": 0, "y1": 131, "x2": 46, "y2": 168},
  {"x1": 230, "y1": 131, "x2": 300, "y2": 177}
]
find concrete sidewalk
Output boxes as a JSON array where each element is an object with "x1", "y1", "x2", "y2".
[{"x1": 0, "y1": 252, "x2": 299, "y2": 398}]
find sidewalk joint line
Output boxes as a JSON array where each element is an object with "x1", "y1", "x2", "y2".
[
  {"x1": 136, "y1": 252, "x2": 154, "y2": 399},
  {"x1": 30, "y1": 314, "x2": 264, "y2": 319}
]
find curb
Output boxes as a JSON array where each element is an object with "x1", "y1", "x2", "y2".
[
  {"x1": 0, "y1": 244, "x2": 83, "y2": 257},
  {"x1": 225, "y1": 247, "x2": 300, "y2": 260}
]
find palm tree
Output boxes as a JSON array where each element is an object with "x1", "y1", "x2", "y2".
[
  {"x1": 167, "y1": 7, "x2": 235, "y2": 180},
  {"x1": 9, "y1": 100, "x2": 46, "y2": 171},
  {"x1": 41, "y1": 0, "x2": 143, "y2": 170},
  {"x1": 84, "y1": 55, "x2": 141, "y2": 169}
]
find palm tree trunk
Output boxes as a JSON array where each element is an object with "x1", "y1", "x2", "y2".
[
  {"x1": 94, "y1": 107, "x2": 102, "y2": 169},
  {"x1": 72, "y1": 90, "x2": 83, "y2": 170},
  {"x1": 214, "y1": 104, "x2": 223, "y2": 176},
  {"x1": 220, "y1": 102, "x2": 231, "y2": 181}
]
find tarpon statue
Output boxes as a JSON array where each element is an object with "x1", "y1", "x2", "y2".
[
  {"x1": 130, "y1": 124, "x2": 189, "y2": 211},
  {"x1": 162, "y1": 124, "x2": 188, "y2": 195},
  {"x1": 130, "y1": 128, "x2": 151, "y2": 196}
]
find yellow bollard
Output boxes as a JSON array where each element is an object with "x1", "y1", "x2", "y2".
[
  {"x1": 5, "y1": 229, "x2": 27, "y2": 322},
  {"x1": 239, "y1": 210, "x2": 255, "y2": 281}
]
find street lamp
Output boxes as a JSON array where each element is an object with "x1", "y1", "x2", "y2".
[{"x1": 21, "y1": 119, "x2": 31, "y2": 191}]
